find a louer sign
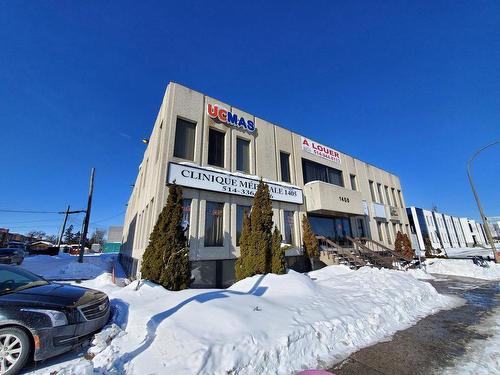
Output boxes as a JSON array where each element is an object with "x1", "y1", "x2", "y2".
[{"x1": 168, "y1": 163, "x2": 303, "y2": 204}]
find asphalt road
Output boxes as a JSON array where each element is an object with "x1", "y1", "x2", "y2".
[{"x1": 329, "y1": 276, "x2": 500, "y2": 375}]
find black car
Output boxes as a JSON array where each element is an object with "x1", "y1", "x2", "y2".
[
  {"x1": 0, "y1": 265, "x2": 110, "y2": 375},
  {"x1": 0, "y1": 249, "x2": 24, "y2": 265}
]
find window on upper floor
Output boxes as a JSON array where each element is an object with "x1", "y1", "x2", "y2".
[
  {"x1": 350, "y1": 174, "x2": 357, "y2": 191},
  {"x1": 377, "y1": 183, "x2": 383, "y2": 204},
  {"x1": 302, "y1": 158, "x2": 343, "y2": 187},
  {"x1": 391, "y1": 188, "x2": 398, "y2": 207},
  {"x1": 236, "y1": 138, "x2": 250, "y2": 173},
  {"x1": 384, "y1": 186, "x2": 391, "y2": 205},
  {"x1": 280, "y1": 152, "x2": 291, "y2": 183},
  {"x1": 369, "y1": 180, "x2": 376, "y2": 202},
  {"x1": 173, "y1": 118, "x2": 196, "y2": 160},
  {"x1": 208, "y1": 128, "x2": 225, "y2": 167}
]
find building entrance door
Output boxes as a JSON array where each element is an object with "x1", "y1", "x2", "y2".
[{"x1": 308, "y1": 215, "x2": 352, "y2": 246}]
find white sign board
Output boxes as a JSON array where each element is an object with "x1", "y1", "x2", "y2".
[
  {"x1": 168, "y1": 163, "x2": 304, "y2": 204},
  {"x1": 301, "y1": 136, "x2": 341, "y2": 164}
]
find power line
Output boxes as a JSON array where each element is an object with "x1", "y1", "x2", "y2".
[
  {"x1": 0, "y1": 208, "x2": 85, "y2": 214},
  {"x1": 90, "y1": 211, "x2": 125, "y2": 225},
  {"x1": 0, "y1": 218, "x2": 62, "y2": 225}
]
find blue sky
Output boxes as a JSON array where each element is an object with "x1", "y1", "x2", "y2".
[{"x1": 0, "y1": 1, "x2": 499, "y2": 236}]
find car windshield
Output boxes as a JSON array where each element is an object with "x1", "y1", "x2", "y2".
[{"x1": 0, "y1": 267, "x2": 49, "y2": 295}]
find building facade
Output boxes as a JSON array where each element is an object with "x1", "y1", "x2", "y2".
[
  {"x1": 120, "y1": 82, "x2": 411, "y2": 287},
  {"x1": 407, "y1": 206, "x2": 491, "y2": 252}
]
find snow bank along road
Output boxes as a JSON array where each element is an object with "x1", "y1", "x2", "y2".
[{"x1": 22, "y1": 255, "x2": 464, "y2": 375}]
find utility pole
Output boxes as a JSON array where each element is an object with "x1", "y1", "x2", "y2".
[
  {"x1": 79, "y1": 168, "x2": 95, "y2": 263},
  {"x1": 57, "y1": 205, "x2": 70, "y2": 251},
  {"x1": 56, "y1": 206, "x2": 86, "y2": 254},
  {"x1": 467, "y1": 140, "x2": 499, "y2": 264}
]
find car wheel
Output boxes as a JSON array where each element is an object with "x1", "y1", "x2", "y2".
[
  {"x1": 0, "y1": 327, "x2": 31, "y2": 375},
  {"x1": 15, "y1": 260, "x2": 22, "y2": 266}
]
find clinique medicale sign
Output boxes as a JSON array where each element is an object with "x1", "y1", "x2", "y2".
[{"x1": 167, "y1": 163, "x2": 304, "y2": 204}]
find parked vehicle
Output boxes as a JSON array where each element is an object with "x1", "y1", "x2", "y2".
[
  {"x1": 0, "y1": 265, "x2": 110, "y2": 374},
  {"x1": 0, "y1": 248, "x2": 24, "y2": 265}
]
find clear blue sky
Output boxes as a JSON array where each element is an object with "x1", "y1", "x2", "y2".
[{"x1": 0, "y1": 1, "x2": 499, "y2": 236}]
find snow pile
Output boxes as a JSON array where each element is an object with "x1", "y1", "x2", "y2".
[
  {"x1": 62, "y1": 266, "x2": 460, "y2": 375},
  {"x1": 22, "y1": 253, "x2": 117, "y2": 280},
  {"x1": 405, "y1": 268, "x2": 436, "y2": 280},
  {"x1": 442, "y1": 308, "x2": 500, "y2": 374},
  {"x1": 424, "y1": 259, "x2": 500, "y2": 280}
]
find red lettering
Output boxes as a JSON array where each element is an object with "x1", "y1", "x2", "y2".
[
  {"x1": 207, "y1": 103, "x2": 218, "y2": 118},
  {"x1": 218, "y1": 108, "x2": 228, "y2": 122}
]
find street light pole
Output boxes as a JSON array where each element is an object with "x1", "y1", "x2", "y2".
[{"x1": 467, "y1": 140, "x2": 500, "y2": 263}]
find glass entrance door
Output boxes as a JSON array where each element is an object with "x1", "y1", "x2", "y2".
[{"x1": 309, "y1": 215, "x2": 352, "y2": 246}]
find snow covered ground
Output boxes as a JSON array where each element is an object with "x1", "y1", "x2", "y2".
[
  {"x1": 22, "y1": 253, "x2": 119, "y2": 280},
  {"x1": 423, "y1": 259, "x2": 500, "y2": 280},
  {"x1": 445, "y1": 246, "x2": 497, "y2": 258},
  {"x1": 22, "y1": 255, "x2": 462, "y2": 375},
  {"x1": 441, "y1": 308, "x2": 500, "y2": 374}
]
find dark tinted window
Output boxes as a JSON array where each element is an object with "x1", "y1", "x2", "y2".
[
  {"x1": 182, "y1": 199, "x2": 192, "y2": 229},
  {"x1": 284, "y1": 211, "x2": 295, "y2": 245},
  {"x1": 236, "y1": 138, "x2": 250, "y2": 173},
  {"x1": 350, "y1": 174, "x2": 357, "y2": 190},
  {"x1": 208, "y1": 129, "x2": 225, "y2": 167},
  {"x1": 280, "y1": 152, "x2": 291, "y2": 183},
  {"x1": 302, "y1": 159, "x2": 343, "y2": 187},
  {"x1": 205, "y1": 201, "x2": 224, "y2": 247},
  {"x1": 173, "y1": 118, "x2": 196, "y2": 160}
]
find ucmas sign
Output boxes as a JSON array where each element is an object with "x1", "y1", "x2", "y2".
[{"x1": 207, "y1": 103, "x2": 256, "y2": 133}]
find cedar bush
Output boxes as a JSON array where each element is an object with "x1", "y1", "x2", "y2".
[
  {"x1": 302, "y1": 215, "x2": 319, "y2": 259},
  {"x1": 271, "y1": 226, "x2": 286, "y2": 274},
  {"x1": 141, "y1": 183, "x2": 191, "y2": 290},
  {"x1": 235, "y1": 179, "x2": 282, "y2": 280},
  {"x1": 235, "y1": 213, "x2": 252, "y2": 280}
]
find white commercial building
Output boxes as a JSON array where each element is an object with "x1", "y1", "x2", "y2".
[
  {"x1": 408, "y1": 206, "x2": 491, "y2": 253},
  {"x1": 120, "y1": 82, "x2": 411, "y2": 287}
]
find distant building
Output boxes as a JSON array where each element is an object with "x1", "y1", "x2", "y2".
[
  {"x1": 407, "y1": 206, "x2": 490, "y2": 252},
  {"x1": 103, "y1": 226, "x2": 123, "y2": 253},
  {"x1": 29, "y1": 241, "x2": 54, "y2": 251},
  {"x1": 107, "y1": 226, "x2": 123, "y2": 243}
]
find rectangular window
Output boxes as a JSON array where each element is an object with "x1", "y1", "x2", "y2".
[
  {"x1": 377, "y1": 183, "x2": 383, "y2": 204},
  {"x1": 283, "y1": 211, "x2": 295, "y2": 245},
  {"x1": 391, "y1": 188, "x2": 398, "y2": 207},
  {"x1": 236, "y1": 205, "x2": 251, "y2": 246},
  {"x1": 208, "y1": 129, "x2": 225, "y2": 167},
  {"x1": 182, "y1": 199, "x2": 192, "y2": 228},
  {"x1": 280, "y1": 152, "x2": 291, "y2": 183},
  {"x1": 398, "y1": 190, "x2": 403, "y2": 207},
  {"x1": 350, "y1": 174, "x2": 357, "y2": 191},
  {"x1": 377, "y1": 221, "x2": 384, "y2": 241},
  {"x1": 173, "y1": 118, "x2": 196, "y2": 160},
  {"x1": 384, "y1": 186, "x2": 391, "y2": 205},
  {"x1": 302, "y1": 158, "x2": 344, "y2": 187},
  {"x1": 385, "y1": 222, "x2": 392, "y2": 244},
  {"x1": 205, "y1": 202, "x2": 224, "y2": 247},
  {"x1": 236, "y1": 138, "x2": 250, "y2": 173},
  {"x1": 369, "y1": 181, "x2": 376, "y2": 202}
]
